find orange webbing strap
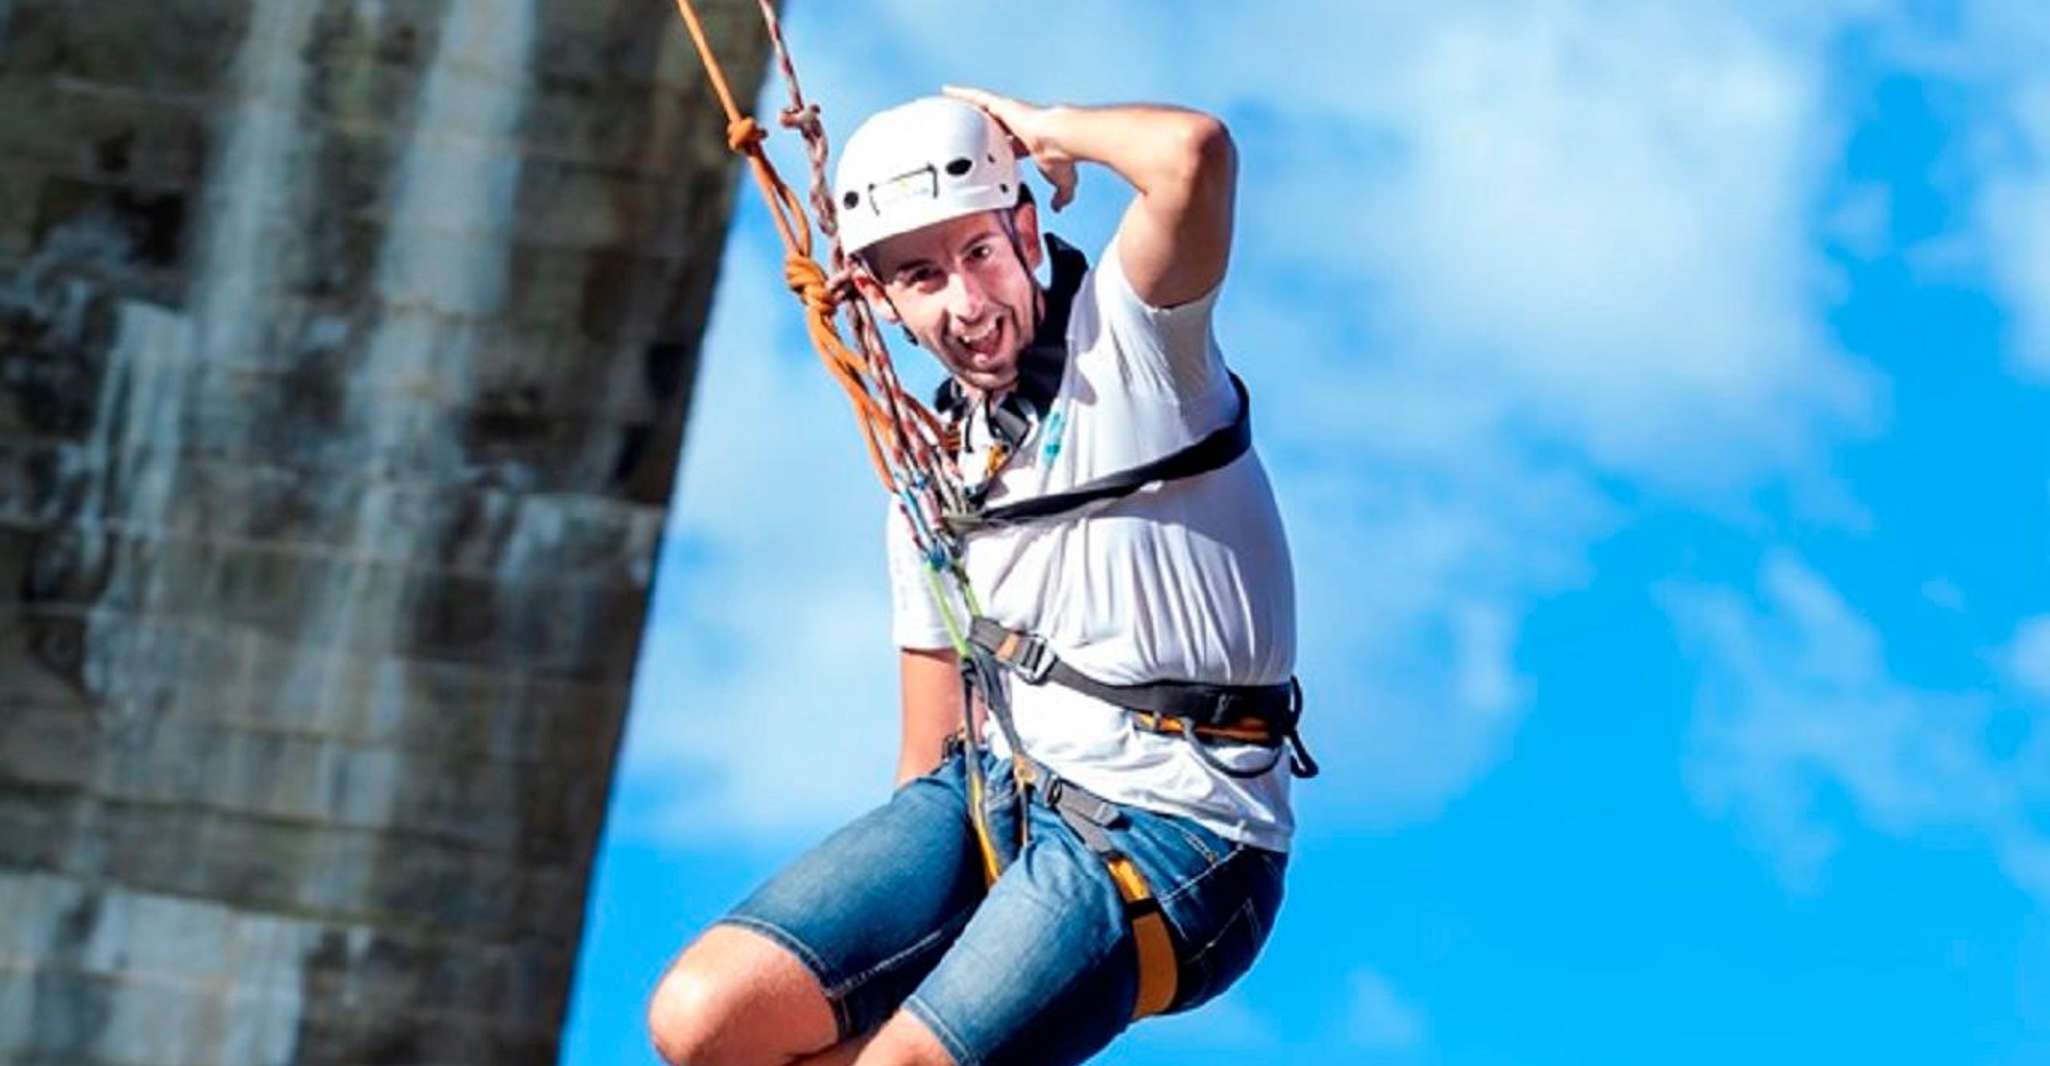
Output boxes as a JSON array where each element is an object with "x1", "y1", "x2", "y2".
[
  {"x1": 958, "y1": 733, "x2": 1006, "y2": 887},
  {"x1": 1129, "y1": 711, "x2": 1279, "y2": 746},
  {"x1": 1028, "y1": 763, "x2": 1181, "y2": 1020},
  {"x1": 1104, "y1": 855, "x2": 1180, "y2": 1019}
]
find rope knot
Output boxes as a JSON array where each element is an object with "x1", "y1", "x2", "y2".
[
  {"x1": 726, "y1": 116, "x2": 766, "y2": 153},
  {"x1": 779, "y1": 101, "x2": 823, "y2": 136},
  {"x1": 784, "y1": 255, "x2": 839, "y2": 316}
]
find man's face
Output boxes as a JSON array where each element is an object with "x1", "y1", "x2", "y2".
[{"x1": 859, "y1": 204, "x2": 1044, "y2": 395}]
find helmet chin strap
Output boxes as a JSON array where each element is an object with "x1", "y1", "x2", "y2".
[
  {"x1": 850, "y1": 255, "x2": 923, "y2": 350},
  {"x1": 996, "y1": 204, "x2": 1044, "y2": 338},
  {"x1": 927, "y1": 229, "x2": 1083, "y2": 472},
  {"x1": 979, "y1": 203, "x2": 1046, "y2": 401}
]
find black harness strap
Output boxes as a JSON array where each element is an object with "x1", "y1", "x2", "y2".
[
  {"x1": 969, "y1": 617, "x2": 1321, "y2": 780},
  {"x1": 931, "y1": 234, "x2": 1086, "y2": 438},
  {"x1": 956, "y1": 372, "x2": 1253, "y2": 533},
  {"x1": 936, "y1": 234, "x2": 1254, "y2": 535},
  {"x1": 1010, "y1": 753, "x2": 1180, "y2": 1018},
  {"x1": 936, "y1": 234, "x2": 1320, "y2": 785}
]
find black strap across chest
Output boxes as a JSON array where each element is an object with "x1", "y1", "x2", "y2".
[
  {"x1": 931, "y1": 236, "x2": 1317, "y2": 784},
  {"x1": 938, "y1": 235, "x2": 1254, "y2": 535}
]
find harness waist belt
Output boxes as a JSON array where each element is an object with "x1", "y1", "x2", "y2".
[{"x1": 968, "y1": 617, "x2": 1320, "y2": 780}]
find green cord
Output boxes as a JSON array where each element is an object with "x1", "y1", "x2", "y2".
[{"x1": 922, "y1": 564, "x2": 974, "y2": 659}]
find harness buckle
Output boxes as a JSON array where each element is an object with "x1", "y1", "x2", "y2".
[{"x1": 1005, "y1": 631, "x2": 1056, "y2": 684}]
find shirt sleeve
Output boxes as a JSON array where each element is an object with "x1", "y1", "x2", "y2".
[
  {"x1": 1085, "y1": 234, "x2": 1229, "y2": 404},
  {"x1": 884, "y1": 505, "x2": 954, "y2": 650}
]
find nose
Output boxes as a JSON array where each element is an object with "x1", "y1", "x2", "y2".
[{"x1": 943, "y1": 269, "x2": 988, "y2": 323}]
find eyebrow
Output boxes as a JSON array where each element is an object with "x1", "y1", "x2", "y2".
[{"x1": 882, "y1": 228, "x2": 1004, "y2": 280}]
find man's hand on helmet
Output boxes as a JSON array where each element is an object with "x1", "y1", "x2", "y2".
[{"x1": 941, "y1": 85, "x2": 1078, "y2": 212}]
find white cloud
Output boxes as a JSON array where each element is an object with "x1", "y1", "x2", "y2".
[
  {"x1": 1823, "y1": 184, "x2": 1893, "y2": 260},
  {"x1": 1223, "y1": 2, "x2": 1875, "y2": 823},
  {"x1": 1979, "y1": 80, "x2": 2050, "y2": 380},
  {"x1": 1667, "y1": 554, "x2": 2050, "y2": 902},
  {"x1": 1922, "y1": 577, "x2": 1967, "y2": 613},
  {"x1": 1333, "y1": 4, "x2": 1874, "y2": 493},
  {"x1": 1346, "y1": 968, "x2": 1430, "y2": 1054},
  {"x1": 1832, "y1": 0, "x2": 2050, "y2": 382},
  {"x1": 2008, "y1": 615, "x2": 2050, "y2": 702},
  {"x1": 1120, "y1": 987, "x2": 1282, "y2": 1055}
]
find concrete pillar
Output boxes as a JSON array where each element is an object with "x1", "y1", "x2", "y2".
[{"x1": 0, "y1": 1, "x2": 770, "y2": 1061}]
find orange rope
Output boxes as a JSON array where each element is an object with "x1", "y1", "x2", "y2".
[
  {"x1": 669, "y1": 0, "x2": 943, "y2": 496},
  {"x1": 668, "y1": 2, "x2": 1058, "y2": 909}
]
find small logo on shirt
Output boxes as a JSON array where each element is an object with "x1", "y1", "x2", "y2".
[{"x1": 1040, "y1": 408, "x2": 1067, "y2": 462}]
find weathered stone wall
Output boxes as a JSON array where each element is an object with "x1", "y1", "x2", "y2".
[{"x1": 0, "y1": 1, "x2": 769, "y2": 1061}]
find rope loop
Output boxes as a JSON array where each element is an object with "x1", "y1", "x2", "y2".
[
  {"x1": 726, "y1": 116, "x2": 766, "y2": 153},
  {"x1": 825, "y1": 265, "x2": 857, "y2": 303},
  {"x1": 779, "y1": 100, "x2": 822, "y2": 136},
  {"x1": 784, "y1": 255, "x2": 838, "y2": 316},
  {"x1": 675, "y1": 0, "x2": 967, "y2": 639}
]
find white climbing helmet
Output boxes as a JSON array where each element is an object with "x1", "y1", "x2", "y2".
[{"x1": 833, "y1": 96, "x2": 1022, "y2": 257}]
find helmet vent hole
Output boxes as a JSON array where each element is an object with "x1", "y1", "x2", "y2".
[
  {"x1": 945, "y1": 157, "x2": 973, "y2": 177},
  {"x1": 843, "y1": 191, "x2": 860, "y2": 209}
]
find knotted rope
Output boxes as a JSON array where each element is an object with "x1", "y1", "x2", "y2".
[
  {"x1": 673, "y1": 0, "x2": 1030, "y2": 890},
  {"x1": 673, "y1": 0, "x2": 961, "y2": 516}
]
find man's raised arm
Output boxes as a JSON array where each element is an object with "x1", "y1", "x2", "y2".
[{"x1": 942, "y1": 86, "x2": 1237, "y2": 310}]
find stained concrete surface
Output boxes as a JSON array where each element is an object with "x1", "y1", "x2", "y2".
[{"x1": 0, "y1": 1, "x2": 771, "y2": 1061}]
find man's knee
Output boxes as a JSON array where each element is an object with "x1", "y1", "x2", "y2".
[
  {"x1": 646, "y1": 925, "x2": 838, "y2": 1066},
  {"x1": 647, "y1": 963, "x2": 727, "y2": 1066}
]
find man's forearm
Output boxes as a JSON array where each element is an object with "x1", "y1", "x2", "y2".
[
  {"x1": 942, "y1": 86, "x2": 1236, "y2": 306},
  {"x1": 1032, "y1": 103, "x2": 1232, "y2": 207}
]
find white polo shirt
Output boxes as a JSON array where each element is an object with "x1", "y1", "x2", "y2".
[{"x1": 885, "y1": 235, "x2": 1298, "y2": 853}]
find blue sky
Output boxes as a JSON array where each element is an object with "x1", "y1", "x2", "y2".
[{"x1": 564, "y1": 2, "x2": 2050, "y2": 1062}]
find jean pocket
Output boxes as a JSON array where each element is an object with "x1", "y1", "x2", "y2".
[
  {"x1": 1163, "y1": 846, "x2": 1286, "y2": 1014},
  {"x1": 1162, "y1": 816, "x2": 1230, "y2": 867},
  {"x1": 1174, "y1": 896, "x2": 1266, "y2": 1013}
]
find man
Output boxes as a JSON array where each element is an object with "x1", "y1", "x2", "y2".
[{"x1": 647, "y1": 86, "x2": 1309, "y2": 1066}]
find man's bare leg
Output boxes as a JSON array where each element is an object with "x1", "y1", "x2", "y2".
[
  {"x1": 648, "y1": 930, "x2": 940, "y2": 1066},
  {"x1": 787, "y1": 1033, "x2": 875, "y2": 1066},
  {"x1": 846, "y1": 1009, "x2": 956, "y2": 1066},
  {"x1": 648, "y1": 924, "x2": 841, "y2": 1066}
]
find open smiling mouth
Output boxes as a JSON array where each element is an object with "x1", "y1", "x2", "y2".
[{"x1": 954, "y1": 319, "x2": 1007, "y2": 361}]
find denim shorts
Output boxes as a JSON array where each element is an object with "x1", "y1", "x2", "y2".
[{"x1": 714, "y1": 745, "x2": 1288, "y2": 1066}]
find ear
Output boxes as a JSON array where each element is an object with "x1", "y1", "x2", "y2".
[
  {"x1": 851, "y1": 268, "x2": 900, "y2": 324},
  {"x1": 1012, "y1": 200, "x2": 1044, "y2": 273}
]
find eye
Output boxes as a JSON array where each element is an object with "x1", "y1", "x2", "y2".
[{"x1": 899, "y1": 265, "x2": 941, "y2": 289}]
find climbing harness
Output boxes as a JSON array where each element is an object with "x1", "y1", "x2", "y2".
[
  {"x1": 938, "y1": 236, "x2": 1320, "y2": 780},
  {"x1": 670, "y1": 0, "x2": 1314, "y2": 1022},
  {"x1": 970, "y1": 617, "x2": 1319, "y2": 780}
]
